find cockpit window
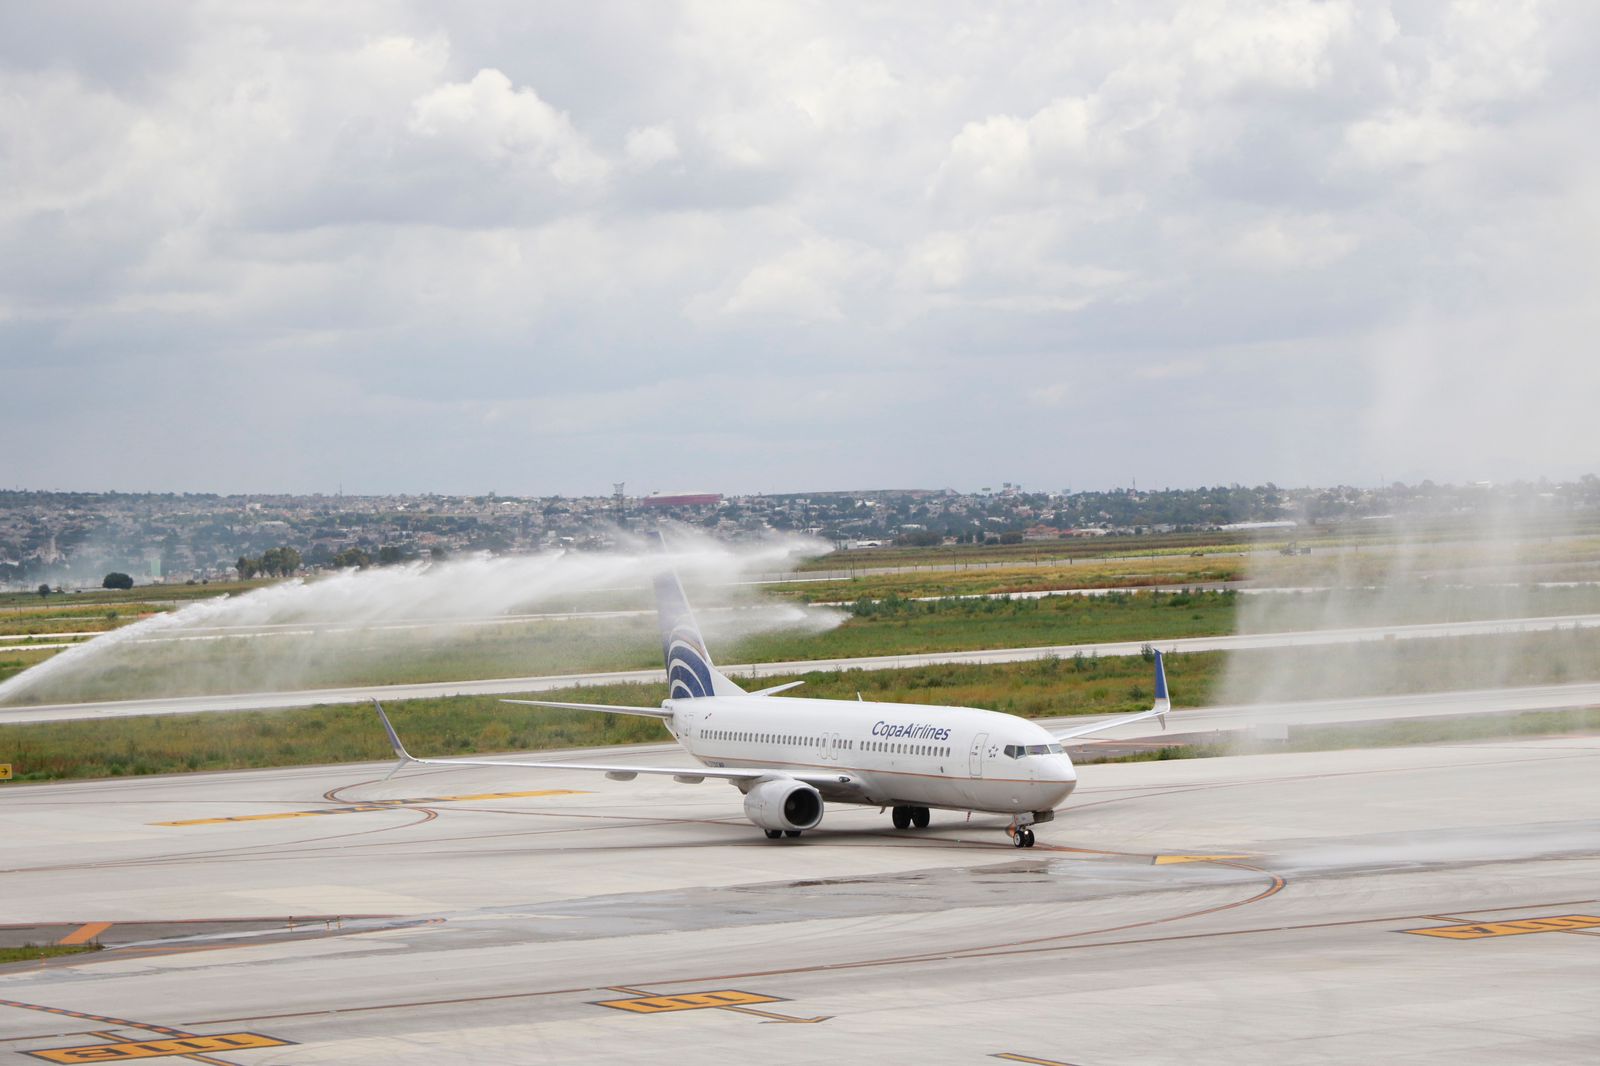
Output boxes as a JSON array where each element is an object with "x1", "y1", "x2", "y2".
[{"x1": 1005, "y1": 743, "x2": 1066, "y2": 758}]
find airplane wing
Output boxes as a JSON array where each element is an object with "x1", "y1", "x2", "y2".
[
  {"x1": 372, "y1": 701, "x2": 854, "y2": 788},
  {"x1": 1050, "y1": 649, "x2": 1172, "y2": 742}
]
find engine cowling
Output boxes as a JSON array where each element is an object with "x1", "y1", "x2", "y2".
[{"x1": 742, "y1": 779, "x2": 824, "y2": 832}]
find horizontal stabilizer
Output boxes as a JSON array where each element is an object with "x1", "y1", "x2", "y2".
[
  {"x1": 499, "y1": 698, "x2": 672, "y2": 720},
  {"x1": 748, "y1": 680, "x2": 805, "y2": 697}
]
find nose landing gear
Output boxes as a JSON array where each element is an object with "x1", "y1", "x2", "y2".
[{"x1": 1008, "y1": 810, "x2": 1050, "y2": 848}]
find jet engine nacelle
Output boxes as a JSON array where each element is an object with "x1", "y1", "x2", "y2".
[{"x1": 742, "y1": 778, "x2": 824, "y2": 832}]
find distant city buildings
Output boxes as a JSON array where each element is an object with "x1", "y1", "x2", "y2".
[{"x1": 2, "y1": 476, "x2": 1596, "y2": 590}]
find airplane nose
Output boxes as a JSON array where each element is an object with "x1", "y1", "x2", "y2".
[
  {"x1": 1038, "y1": 755, "x2": 1077, "y2": 790},
  {"x1": 1038, "y1": 756, "x2": 1077, "y2": 803}
]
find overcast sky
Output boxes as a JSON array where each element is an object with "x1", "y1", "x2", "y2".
[{"x1": 3, "y1": 2, "x2": 1597, "y2": 496}]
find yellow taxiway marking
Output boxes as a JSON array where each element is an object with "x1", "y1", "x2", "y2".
[
  {"x1": 152, "y1": 789, "x2": 588, "y2": 826},
  {"x1": 57, "y1": 923, "x2": 112, "y2": 946},
  {"x1": 597, "y1": 987, "x2": 829, "y2": 1023},
  {"x1": 1152, "y1": 854, "x2": 1248, "y2": 865},
  {"x1": 992, "y1": 1054, "x2": 1080, "y2": 1065},
  {"x1": 25, "y1": 1032, "x2": 291, "y2": 1062},
  {"x1": 1402, "y1": 914, "x2": 1600, "y2": 940},
  {"x1": 598, "y1": 990, "x2": 783, "y2": 1014}
]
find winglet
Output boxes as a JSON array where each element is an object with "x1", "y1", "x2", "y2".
[
  {"x1": 1153, "y1": 650, "x2": 1170, "y2": 730},
  {"x1": 1048, "y1": 649, "x2": 1175, "y2": 743},
  {"x1": 372, "y1": 699, "x2": 415, "y2": 779}
]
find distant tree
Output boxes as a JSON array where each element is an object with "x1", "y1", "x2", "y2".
[
  {"x1": 102, "y1": 572, "x2": 134, "y2": 590},
  {"x1": 999, "y1": 531, "x2": 1023, "y2": 545},
  {"x1": 429, "y1": 546, "x2": 449, "y2": 561},
  {"x1": 258, "y1": 546, "x2": 302, "y2": 577},
  {"x1": 378, "y1": 545, "x2": 404, "y2": 566},
  {"x1": 333, "y1": 547, "x2": 372, "y2": 569},
  {"x1": 236, "y1": 555, "x2": 257, "y2": 580},
  {"x1": 37, "y1": 583, "x2": 50, "y2": 599}
]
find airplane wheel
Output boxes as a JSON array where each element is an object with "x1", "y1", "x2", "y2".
[
  {"x1": 1023, "y1": 829, "x2": 1036, "y2": 848},
  {"x1": 1012, "y1": 830, "x2": 1028, "y2": 848},
  {"x1": 891, "y1": 806, "x2": 911, "y2": 830},
  {"x1": 764, "y1": 829, "x2": 783, "y2": 839},
  {"x1": 911, "y1": 807, "x2": 930, "y2": 829},
  {"x1": 785, "y1": 830, "x2": 802, "y2": 838}
]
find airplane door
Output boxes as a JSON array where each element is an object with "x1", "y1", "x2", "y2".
[
  {"x1": 817, "y1": 732, "x2": 829, "y2": 760},
  {"x1": 677, "y1": 710, "x2": 694, "y2": 743},
  {"x1": 969, "y1": 732, "x2": 988, "y2": 778}
]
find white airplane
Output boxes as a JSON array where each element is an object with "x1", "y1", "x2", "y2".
[{"x1": 373, "y1": 538, "x2": 1173, "y2": 847}]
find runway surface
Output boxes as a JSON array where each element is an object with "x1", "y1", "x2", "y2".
[
  {"x1": 8, "y1": 611, "x2": 1600, "y2": 723},
  {"x1": 2, "y1": 730, "x2": 1597, "y2": 1063}
]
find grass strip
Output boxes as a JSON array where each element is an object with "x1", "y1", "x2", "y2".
[
  {"x1": 6, "y1": 628, "x2": 1600, "y2": 782},
  {"x1": 0, "y1": 944, "x2": 102, "y2": 963}
]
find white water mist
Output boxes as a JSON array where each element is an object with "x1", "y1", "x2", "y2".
[
  {"x1": 0, "y1": 529, "x2": 841, "y2": 706},
  {"x1": 1217, "y1": 489, "x2": 1596, "y2": 741}
]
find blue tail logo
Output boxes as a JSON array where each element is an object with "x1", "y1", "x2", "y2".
[{"x1": 655, "y1": 570, "x2": 719, "y2": 699}]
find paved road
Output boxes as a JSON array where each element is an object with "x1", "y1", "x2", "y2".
[{"x1": 4, "y1": 612, "x2": 1600, "y2": 724}]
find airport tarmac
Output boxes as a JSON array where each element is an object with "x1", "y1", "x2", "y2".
[{"x1": 2, "y1": 731, "x2": 1597, "y2": 1063}]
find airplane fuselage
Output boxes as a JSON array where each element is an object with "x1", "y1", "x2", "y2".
[{"x1": 666, "y1": 695, "x2": 1077, "y2": 816}]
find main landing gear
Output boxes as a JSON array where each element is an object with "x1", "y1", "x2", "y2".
[
  {"x1": 1011, "y1": 827, "x2": 1036, "y2": 848},
  {"x1": 890, "y1": 805, "x2": 931, "y2": 830},
  {"x1": 764, "y1": 829, "x2": 805, "y2": 839}
]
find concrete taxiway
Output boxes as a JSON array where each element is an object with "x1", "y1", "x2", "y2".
[{"x1": 2, "y1": 729, "x2": 1597, "y2": 1063}]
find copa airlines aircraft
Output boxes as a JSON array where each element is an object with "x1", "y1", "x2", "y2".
[{"x1": 373, "y1": 537, "x2": 1173, "y2": 847}]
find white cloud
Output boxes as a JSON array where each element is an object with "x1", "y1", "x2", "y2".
[
  {"x1": 1228, "y1": 214, "x2": 1358, "y2": 269},
  {"x1": 410, "y1": 68, "x2": 608, "y2": 184},
  {"x1": 1342, "y1": 108, "x2": 1474, "y2": 171},
  {"x1": 1185, "y1": 1, "x2": 1357, "y2": 96},
  {"x1": 624, "y1": 124, "x2": 679, "y2": 168},
  {"x1": 696, "y1": 237, "x2": 885, "y2": 323}
]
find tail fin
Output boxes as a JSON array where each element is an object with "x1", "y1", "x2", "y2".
[{"x1": 650, "y1": 532, "x2": 745, "y2": 699}]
